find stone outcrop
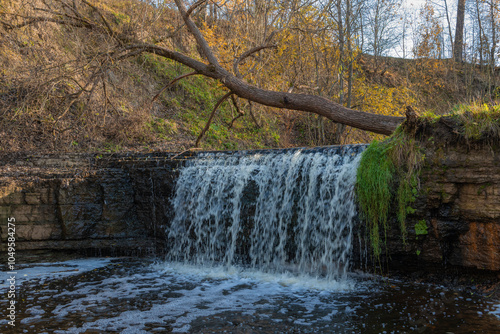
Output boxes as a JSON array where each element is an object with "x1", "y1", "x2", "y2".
[
  {"x1": 0, "y1": 153, "x2": 182, "y2": 259},
  {"x1": 376, "y1": 131, "x2": 500, "y2": 272}
]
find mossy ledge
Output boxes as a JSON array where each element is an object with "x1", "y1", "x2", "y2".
[{"x1": 356, "y1": 104, "x2": 500, "y2": 267}]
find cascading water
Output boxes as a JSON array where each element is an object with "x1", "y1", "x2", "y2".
[
  {"x1": 167, "y1": 145, "x2": 365, "y2": 280},
  {"x1": 8, "y1": 146, "x2": 500, "y2": 333}
]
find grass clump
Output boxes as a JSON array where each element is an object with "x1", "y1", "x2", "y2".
[
  {"x1": 356, "y1": 127, "x2": 424, "y2": 262},
  {"x1": 419, "y1": 110, "x2": 440, "y2": 124},
  {"x1": 450, "y1": 103, "x2": 500, "y2": 140},
  {"x1": 146, "y1": 117, "x2": 178, "y2": 140}
]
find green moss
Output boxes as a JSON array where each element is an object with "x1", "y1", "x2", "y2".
[
  {"x1": 355, "y1": 103, "x2": 500, "y2": 262},
  {"x1": 356, "y1": 127, "x2": 424, "y2": 262},
  {"x1": 356, "y1": 103, "x2": 500, "y2": 264},
  {"x1": 356, "y1": 140, "x2": 395, "y2": 259},
  {"x1": 415, "y1": 219, "x2": 428, "y2": 237}
]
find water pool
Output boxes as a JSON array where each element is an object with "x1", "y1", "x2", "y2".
[{"x1": 1, "y1": 258, "x2": 499, "y2": 333}]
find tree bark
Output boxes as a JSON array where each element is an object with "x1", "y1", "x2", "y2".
[
  {"x1": 490, "y1": 1, "x2": 497, "y2": 72},
  {"x1": 475, "y1": 0, "x2": 485, "y2": 65},
  {"x1": 126, "y1": 43, "x2": 403, "y2": 135},
  {"x1": 454, "y1": 0, "x2": 466, "y2": 62}
]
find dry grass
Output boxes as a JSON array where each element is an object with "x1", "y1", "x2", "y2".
[
  {"x1": 0, "y1": 0, "x2": 187, "y2": 152},
  {"x1": 450, "y1": 103, "x2": 500, "y2": 140},
  {"x1": 0, "y1": 0, "x2": 498, "y2": 153}
]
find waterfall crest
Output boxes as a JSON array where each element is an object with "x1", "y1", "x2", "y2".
[{"x1": 167, "y1": 145, "x2": 364, "y2": 280}]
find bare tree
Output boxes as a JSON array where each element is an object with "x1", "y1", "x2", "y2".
[
  {"x1": 490, "y1": 0, "x2": 497, "y2": 70},
  {"x1": 363, "y1": 0, "x2": 402, "y2": 62}
]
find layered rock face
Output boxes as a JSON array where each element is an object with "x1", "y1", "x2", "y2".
[
  {"x1": 380, "y1": 140, "x2": 500, "y2": 272},
  {"x1": 0, "y1": 153, "x2": 181, "y2": 258}
]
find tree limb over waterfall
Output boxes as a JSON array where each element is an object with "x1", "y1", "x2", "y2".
[{"x1": 4, "y1": 0, "x2": 405, "y2": 137}]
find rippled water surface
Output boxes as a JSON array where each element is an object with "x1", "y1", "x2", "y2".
[{"x1": 1, "y1": 257, "x2": 499, "y2": 333}]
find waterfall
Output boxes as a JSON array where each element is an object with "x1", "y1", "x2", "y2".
[{"x1": 167, "y1": 145, "x2": 364, "y2": 280}]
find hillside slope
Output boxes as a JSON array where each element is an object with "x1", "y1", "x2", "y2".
[{"x1": 0, "y1": 0, "x2": 497, "y2": 153}]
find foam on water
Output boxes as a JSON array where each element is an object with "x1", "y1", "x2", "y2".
[
  {"x1": 152, "y1": 261, "x2": 357, "y2": 291},
  {"x1": 3, "y1": 259, "x2": 499, "y2": 334},
  {"x1": 167, "y1": 146, "x2": 363, "y2": 282},
  {"x1": 10, "y1": 259, "x2": 357, "y2": 333},
  {"x1": 493, "y1": 304, "x2": 500, "y2": 319},
  {"x1": 0, "y1": 258, "x2": 112, "y2": 288}
]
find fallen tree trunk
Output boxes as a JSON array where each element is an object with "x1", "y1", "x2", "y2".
[{"x1": 116, "y1": 43, "x2": 405, "y2": 136}]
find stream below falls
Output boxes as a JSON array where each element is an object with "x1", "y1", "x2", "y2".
[{"x1": 0, "y1": 257, "x2": 499, "y2": 333}]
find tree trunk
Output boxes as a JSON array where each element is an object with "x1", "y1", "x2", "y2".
[
  {"x1": 337, "y1": 0, "x2": 345, "y2": 105},
  {"x1": 490, "y1": 1, "x2": 497, "y2": 73},
  {"x1": 454, "y1": 0, "x2": 466, "y2": 62},
  {"x1": 444, "y1": 0, "x2": 454, "y2": 57},
  {"x1": 476, "y1": 0, "x2": 485, "y2": 66}
]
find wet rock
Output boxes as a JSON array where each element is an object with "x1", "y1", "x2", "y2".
[
  {"x1": 370, "y1": 138, "x2": 500, "y2": 272},
  {"x1": 0, "y1": 152, "x2": 181, "y2": 257}
]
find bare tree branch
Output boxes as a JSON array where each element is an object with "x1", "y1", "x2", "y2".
[
  {"x1": 173, "y1": 0, "x2": 220, "y2": 66},
  {"x1": 52, "y1": 89, "x2": 85, "y2": 128},
  {"x1": 1, "y1": 16, "x2": 92, "y2": 30},
  {"x1": 108, "y1": 43, "x2": 404, "y2": 135},
  {"x1": 152, "y1": 24, "x2": 186, "y2": 44},
  {"x1": 186, "y1": 0, "x2": 207, "y2": 18},
  {"x1": 81, "y1": 0, "x2": 117, "y2": 42},
  {"x1": 196, "y1": 91, "x2": 233, "y2": 147},
  {"x1": 247, "y1": 101, "x2": 261, "y2": 128},
  {"x1": 228, "y1": 95, "x2": 244, "y2": 128},
  {"x1": 169, "y1": 147, "x2": 202, "y2": 160},
  {"x1": 233, "y1": 44, "x2": 277, "y2": 78},
  {"x1": 152, "y1": 71, "x2": 199, "y2": 102}
]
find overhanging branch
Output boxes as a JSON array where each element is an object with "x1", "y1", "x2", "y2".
[
  {"x1": 186, "y1": 0, "x2": 207, "y2": 18},
  {"x1": 107, "y1": 44, "x2": 404, "y2": 135},
  {"x1": 233, "y1": 44, "x2": 277, "y2": 78},
  {"x1": 152, "y1": 71, "x2": 199, "y2": 102},
  {"x1": 196, "y1": 91, "x2": 234, "y2": 147}
]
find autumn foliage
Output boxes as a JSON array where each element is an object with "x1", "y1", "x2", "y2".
[{"x1": 0, "y1": 0, "x2": 498, "y2": 152}]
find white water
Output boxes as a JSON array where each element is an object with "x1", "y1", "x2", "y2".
[
  {"x1": 167, "y1": 146, "x2": 364, "y2": 281},
  {"x1": 0, "y1": 258, "x2": 112, "y2": 287},
  {"x1": 6, "y1": 259, "x2": 499, "y2": 333}
]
